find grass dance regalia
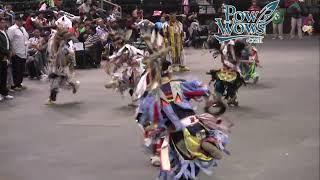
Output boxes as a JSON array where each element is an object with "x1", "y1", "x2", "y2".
[
  {"x1": 206, "y1": 37, "x2": 247, "y2": 106},
  {"x1": 238, "y1": 39, "x2": 262, "y2": 84},
  {"x1": 104, "y1": 38, "x2": 146, "y2": 104},
  {"x1": 46, "y1": 29, "x2": 79, "y2": 105},
  {"x1": 135, "y1": 48, "x2": 234, "y2": 180},
  {"x1": 104, "y1": 30, "x2": 165, "y2": 105}
]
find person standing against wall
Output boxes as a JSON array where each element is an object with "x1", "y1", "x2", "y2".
[
  {"x1": 0, "y1": 17, "x2": 14, "y2": 101},
  {"x1": 7, "y1": 14, "x2": 29, "y2": 90},
  {"x1": 272, "y1": 6, "x2": 285, "y2": 40},
  {"x1": 288, "y1": 0, "x2": 308, "y2": 39}
]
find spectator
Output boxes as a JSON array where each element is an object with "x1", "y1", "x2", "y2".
[
  {"x1": 28, "y1": 29, "x2": 41, "y2": 53},
  {"x1": 125, "y1": 16, "x2": 138, "y2": 41},
  {"x1": 305, "y1": 13, "x2": 315, "y2": 26},
  {"x1": 37, "y1": 31, "x2": 51, "y2": 71},
  {"x1": 7, "y1": 14, "x2": 29, "y2": 90},
  {"x1": 208, "y1": 19, "x2": 218, "y2": 34},
  {"x1": 33, "y1": 11, "x2": 48, "y2": 29},
  {"x1": 248, "y1": 0, "x2": 261, "y2": 11},
  {"x1": 47, "y1": 14, "x2": 56, "y2": 27},
  {"x1": 84, "y1": 25, "x2": 102, "y2": 68},
  {"x1": 155, "y1": 16, "x2": 165, "y2": 32},
  {"x1": 272, "y1": 6, "x2": 285, "y2": 40},
  {"x1": 137, "y1": 9, "x2": 144, "y2": 20},
  {"x1": 69, "y1": 20, "x2": 80, "y2": 38},
  {"x1": 288, "y1": 0, "x2": 307, "y2": 39},
  {"x1": 79, "y1": 0, "x2": 92, "y2": 15},
  {"x1": 27, "y1": 29, "x2": 42, "y2": 79},
  {"x1": 25, "y1": 13, "x2": 36, "y2": 33},
  {"x1": 111, "y1": 6, "x2": 121, "y2": 20},
  {"x1": 39, "y1": 1, "x2": 48, "y2": 11},
  {"x1": 0, "y1": 17, "x2": 14, "y2": 101},
  {"x1": 96, "y1": 18, "x2": 108, "y2": 41},
  {"x1": 78, "y1": 22, "x2": 90, "y2": 42},
  {"x1": 132, "y1": 8, "x2": 138, "y2": 18},
  {"x1": 88, "y1": 8, "x2": 100, "y2": 20},
  {"x1": 4, "y1": 5, "x2": 15, "y2": 24}
]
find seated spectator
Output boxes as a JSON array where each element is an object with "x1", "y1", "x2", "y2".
[
  {"x1": 28, "y1": 29, "x2": 41, "y2": 51},
  {"x1": 69, "y1": 20, "x2": 80, "y2": 38},
  {"x1": 111, "y1": 6, "x2": 121, "y2": 20},
  {"x1": 84, "y1": 25, "x2": 102, "y2": 68},
  {"x1": 84, "y1": 25, "x2": 100, "y2": 48},
  {"x1": 96, "y1": 18, "x2": 108, "y2": 41},
  {"x1": 47, "y1": 13, "x2": 56, "y2": 28},
  {"x1": 302, "y1": 13, "x2": 315, "y2": 35},
  {"x1": 78, "y1": 0, "x2": 92, "y2": 15},
  {"x1": 0, "y1": 5, "x2": 15, "y2": 25},
  {"x1": 33, "y1": 11, "x2": 48, "y2": 29},
  {"x1": 25, "y1": 13, "x2": 36, "y2": 33},
  {"x1": 303, "y1": 13, "x2": 315, "y2": 27},
  {"x1": 125, "y1": 16, "x2": 139, "y2": 41},
  {"x1": 4, "y1": 5, "x2": 15, "y2": 22},
  {"x1": 78, "y1": 23, "x2": 89, "y2": 42},
  {"x1": 38, "y1": 31, "x2": 50, "y2": 71},
  {"x1": 88, "y1": 8, "x2": 100, "y2": 20},
  {"x1": 27, "y1": 29, "x2": 42, "y2": 79},
  {"x1": 78, "y1": 21, "x2": 86, "y2": 34}
]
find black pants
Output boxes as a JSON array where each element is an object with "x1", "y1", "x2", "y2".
[
  {"x1": 86, "y1": 42, "x2": 102, "y2": 68},
  {"x1": 0, "y1": 60, "x2": 8, "y2": 96},
  {"x1": 215, "y1": 74, "x2": 244, "y2": 99},
  {"x1": 26, "y1": 57, "x2": 41, "y2": 78},
  {"x1": 75, "y1": 50, "x2": 86, "y2": 69},
  {"x1": 11, "y1": 55, "x2": 26, "y2": 88}
]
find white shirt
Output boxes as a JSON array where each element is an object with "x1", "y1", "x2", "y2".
[
  {"x1": 28, "y1": 36, "x2": 40, "y2": 51},
  {"x1": 29, "y1": 37, "x2": 40, "y2": 45},
  {"x1": 0, "y1": 30, "x2": 10, "y2": 50},
  {"x1": 7, "y1": 24, "x2": 29, "y2": 59}
]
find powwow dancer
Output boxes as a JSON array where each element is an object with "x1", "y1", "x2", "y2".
[
  {"x1": 206, "y1": 37, "x2": 246, "y2": 106},
  {"x1": 103, "y1": 39, "x2": 146, "y2": 104},
  {"x1": 104, "y1": 31, "x2": 165, "y2": 105},
  {"x1": 234, "y1": 38, "x2": 262, "y2": 84},
  {"x1": 135, "y1": 47, "x2": 234, "y2": 179},
  {"x1": 163, "y1": 13, "x2": 189, "y2": 72},
  {"x1": 46, "y1": 29, "x2": 79, "y2": 105}
]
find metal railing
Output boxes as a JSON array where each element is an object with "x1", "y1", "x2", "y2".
[
  {"x1": 100, "y1": 0, "x2": 122, "y2": 18},
  {"x1": 305, "y1": 0, "x2": 319, "y2": 6},
  {"x1": 55, "y1": 10, "x2": 80, "y2": 20},
  {"x1": 183, "y1": 5, "x2": 216, "y2": 15}
]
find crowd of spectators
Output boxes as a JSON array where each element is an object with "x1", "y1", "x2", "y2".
[
  {"x1": 0, "y1": 0, "x2": 205, "y2": 101},
  {"x1": 0, "y1": 0, "x2": 113, "y2": 101}
]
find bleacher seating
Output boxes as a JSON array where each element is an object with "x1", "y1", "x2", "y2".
[{"x1": 1, "y1": 0, "x2": 40, "y2": 14}]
